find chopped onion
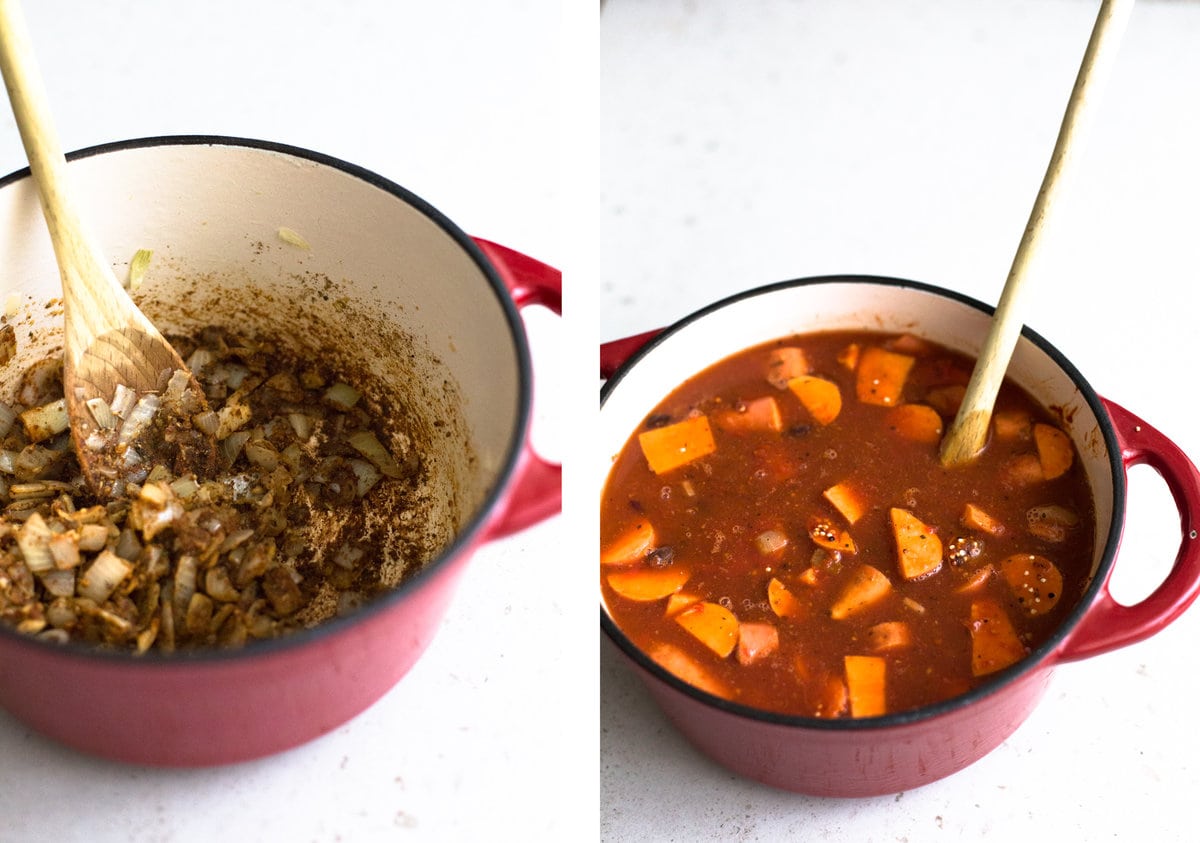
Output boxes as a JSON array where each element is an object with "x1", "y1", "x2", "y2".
[
  {"x1": 85, "y1": 397, "x2": 116, "y2": 430},
  {"x1": 0, "y1": 449, "x2": 16, "y2": 475},
  {"x1": 77, "y1": 549, "x2": 133, "y2": 603},
  {"x1": 16, "y1": 512, "x2": 54, "y2": 573},
  {"x1": 192, "y1": 410, "x2": 220, "y2": 437},
  {"x1": 244, "y1": 439, "x2": 280, "y2": 471},
  {"x1": 127, "y1": 248, "x2": 153, "y2": 291},
  {"x1": 109, "y1": 384, "x2": 137, "y2": 419},
  {"x1": 347, "y1": 458, "x2": 382, "y2": 497},
  {"x1": 277, "y1": 226, "x2": 311, "y2": 250},
  {"x1": 39, "y1": 568, "x2": 75, "y2": 598},
  {"x1": 0, "y1": 401, "x2": 15, "y2": 438},
  {"x1": 288, "y1": 413, "x2": 314, "y2": 440},
  {"x1": 20, "y1": 398, "x2": 69, "y2": 443},
  {"x1": 76, "y1": 523, "x2": 109, "y2": 552},
  {"x1": 163, "y1": 369, "x2": 191, "y2": 404},
  {"x1": 221, "y1": 430, "x2": 252, "y2": 464},
  {"x1": 215, "y1": 403, "x2": 253, "y2": 440},
  {"x1": 117, "y1": 395, "x2": 160, "y2": 446},
  {"x1": 186, "y1": 347, "x2": 216, "y2": 375},
  {"x1": 47, "y1": 532, "x2": 82, "y2": 569},
  {"x1": 323, "y1": 381, "x2": 361, "y2": 411},
  {"x1": 346, "y1": 430, "x2": 404, "y2": 478}
]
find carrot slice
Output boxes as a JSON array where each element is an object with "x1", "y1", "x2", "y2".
[
  {"x1": 787, "y1": 375, "x2": 842, "y2": 425},
  {"x1": 606, "y1": 566, "x2": 690, "y2": 602},
  {"x1": 664, "y1": 592, "x2": 701, "y2": 616},
  {"x1": 856, "y1": 347, "x2": 915, "y2": 407},
  {"x1": 797, "y1": 566, "x2": 820, "y2": 587},
  {"x1": 648, "y1": 643, "x2": 729, "y2": 698},
  {"x1": 713, "y1": 395, "x2": 783, "y2": 433},
  {"x1": 961, "y1": 502, "x2": 1005, "y2": 537},
  {"x1": 890, "y1": 508, "x2": 943, "y2": 580},
  {"x1": 955, "y1": 563, "x2": 995, "y2": 594},
  {"x1": 884, "y1": 404, "x2": 943, "y2": 444},
  {"x1": 766, "y1": 347, "x2": 809, "y2": 390},
  {"x1": 844, "y1": 655, "x2": 887, "y2": 717},
  {"x1": 830, "y1": 564, "x2": 891, "y2": 620},
  {"x1": 814, "y1": 672, "x2": 849, "y2": 719},
  {"x1": 675, "y1": 601, "x2": 739, "y2": 657},
  {"x1": 736, "y1": 622, "x2": 779, "y2": 666},
  {"x1": 637, "y1": 415, "x2": 716, "y2": 475},
  {"x1": 999, "y1": 553, "x2": 1064, "y2": 616},
  {"x1": 809, "y1": 518, "x2": 857, "y2": 554},
  {"x1": 1001, "y1": 453, "x2": 1045, "y2": 486},
  {"x1": 767, "y1": 576, "x2": 804, "y2": 618},
  {"x1": 1034, "y1": 423, "x2": 1075, "y2": 480},
  {"x1": 969, "y1": 598, "x2": 1027, "y2": 676},
  {"x1": 865, "y1": 620, "x2": 911, "y2": 652},
  {"x1": 601, "y1": 520, "x2": 657, "y2": 566},
  {"x1": 823, "y1": 482, "x2": 867, "y2": 525}
]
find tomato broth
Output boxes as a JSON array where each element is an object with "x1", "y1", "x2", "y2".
[{"x1": 601, "y1": 331, "x2": 1096, "y2": 719}]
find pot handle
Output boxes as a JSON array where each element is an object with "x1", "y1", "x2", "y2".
[
  {"x1": 1055, "y1": 399, "x2": 1200, "y2": 662},
  {"x1": 600, "y1": 328, "x2": 663, "y2": 379},
  {"x1": 471, "y1": 237, "x2": 562, "y2": 539}
]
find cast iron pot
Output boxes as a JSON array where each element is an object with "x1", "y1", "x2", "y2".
[
  {"x1": 0, "y1": 136, "x2": 561, "y2": 766},
  {"x1": 599, "y1": 276, "x2": 1200, "y2": 797}
]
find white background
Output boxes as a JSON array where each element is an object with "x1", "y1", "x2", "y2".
[
  {"x1": 0, "y1": 2, "x2": 589, "y2": 842},
  {"x1": 601, "y1": 1, "x2": 1200, "y2": 840}
]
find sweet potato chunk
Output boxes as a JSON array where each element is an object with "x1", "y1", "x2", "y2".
[
  {"x1": 925, "y1": 384, "x2": 966, "y2": 418},
  {"x1": 814, "y1": 673, "x2": 849, "y2": 719},
  {"x1": 766, "y1": 347, "x2": 809, "y2": 390},
  {"x1": 713, "y1": 396, "x2": 783, "y2": 433},
  {"x1": 787, "y1": 375, "x2": 842, "y2": 425},
  {"x1": 664, "y1": 592, "x2": 700, "y2": 616},
  {"x1": 992, "y1": 410, "x2": 1031, "y2": 441},
  {"x1": 884, "y1": 404, "x2": 943, "y2": 444},
  {"x1": 970, "y1": 598, "x2": 1027, "y2": 676},
  {"x1": 736, "y1": 622, "x2": 779, "y2": 666},
  {"x1": 890, "y1": 508, "x2": 943, "y2": 580},
  {"x1": 809, "y1": 518, "x2": 857, "y2": 554},
  {"x1": 1034, "y1": 423, "x2": 1075, "y2": 480},
  {"x1": 675, "y1": 601, "x2": 740, "y2": 657},
  {"x1": 856, "y1": 347, "x2": 915, "y2": 406},
  {"x1": 638, "y1": 415, "x2": 716, "y2": 475},
  {"x1": 606, "y1": 566, "x2": 690, "y2": 602},
  {"x1": 845, "y1": 655, "x2": 887, "y2": 717},
  {"x1": 649, "y1": 643, "x2": 729, "y2": 697},
  {"x1": 999, "y1": 553, "x2": 1063, "y2": 616},
  {"x1": 601, "y1": 520, "x2": 656, "y2": 566},
  {"x1": 822, "y1": 482, "x2": 867, "y2": 525},
  {"x1": 837, "y1": 343, "x2": 860, "y2": 371},
  {"x1": 830, "y1": 564, "x2": 891, "y2": 620},
  {"x1": 767, "y1": 576, "x2": 804, "y2": 618},
  {"x1": 961, "y1": 502, "x2": 1005, "y2": 537}
]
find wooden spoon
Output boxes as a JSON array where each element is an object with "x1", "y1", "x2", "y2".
[
  {"x1": 0, "y1": 0, "x2": 216, "y2": 495},
  {"x1": 940, "y1": 0, "x2": 1134, "y2": 468}
]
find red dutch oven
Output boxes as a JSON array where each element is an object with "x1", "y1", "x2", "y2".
[
  {"x1": 599, "y1": 275, "x2": 1200, "y2": 797},
  {"x1": 0, "y1": 136, "x2": 560, "y2": 766}
]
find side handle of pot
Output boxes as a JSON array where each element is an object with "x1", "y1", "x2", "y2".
[
  {"x1": 471, "y1": 237, "x2": 561, "y2": 538},
  {"x1": 1056, "y1": 399, "x2": 1200, "y2": 663},
  {"x1": 600, "y1": 328, "x2": 663, "y2": 380}
]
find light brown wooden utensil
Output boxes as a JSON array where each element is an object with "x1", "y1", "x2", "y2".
[
  {"x1": 0, "y1": 0, "x2": 216, "y2": 494},
  {"x1": 940, "y1": 0, "x2": 1134, "y2": 468}
]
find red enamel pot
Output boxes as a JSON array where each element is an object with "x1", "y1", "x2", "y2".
[
  {"x1": 599, "y1": 276, "x2": 1200, "y2": 797},
  {"x1": 0, "y1": 137, "x2": 560, "y2": 766}
]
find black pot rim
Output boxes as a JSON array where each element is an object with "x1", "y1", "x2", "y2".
[
  {"x1": 0, "y1": 134, "x2": 535, "y2": 665},
  {"x1": 600, "y1": 273, "x2": 1126, "y2": 732}
]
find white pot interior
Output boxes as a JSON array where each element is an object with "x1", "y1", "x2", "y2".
[
  {"x1": 0, "y1": 140, "x2": 525, "y2": 583},
  {"x1": 598, "y1": 279, "x2": 1117, "y2": 615}
]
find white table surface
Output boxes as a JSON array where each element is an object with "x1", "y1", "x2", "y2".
[
  {"x1": 0, "y1": 2, "x2": 582, "y2": 842},
  {"x1": 601, "y1": 1, "x2": 1200, "y2": 840}
]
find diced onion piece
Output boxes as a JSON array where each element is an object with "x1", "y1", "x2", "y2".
[
  {"x1": 109, "y1": 383, "x2": 137, "y2": 419},
  {"x1": 20, "y1": 398, "x2": 69, "y2": 443},
  {"x1": 347, "y1": 458, "x2": 383, "y2": 497},
  {"x1": 244, "y1": 439, "x2": 280, "y2": 471},
  {"x1": 214, "y1": 402, "x2": 253, "y2": 441},
  {"x1": 192, "y1": 410, "x2": 220, "y2": 437},
  {"x1": 323, "y1": 381, "x2": 361, "y2": 410},
  {"x1": 186, "y1": 347, "x2": 215, "y2": 374},
  {"x1": 39, "y1": 568, "x2": 75, "y2": 598},
  {"x1": 77, "y1": 549, "x2": 133, "y2": 603},
  {"x1": 85, "y1": 397, "x2": 117, "y2": 430},
  {"x1": 163, "y1": 369, "x2": 191, "y2": 404},
  {"x1": 0, "y1": 401, "x2": 16, "y2": 438},
  {"x1": 170, "y1": 476, "x2": 199, "y2": 499},
  {"x1": 127, "y1": 248, "x2": 153, "y2": 290},
  {"x1": 288, "y1": 413, "x2": 314, "y2": 440},
  {"x1": 16, "y1": 511, "x2": 55, "y2": 573},
  {"x1": 222, "y1": 430, "x2": 252, "y2": 465},
  {"x1": 0, "y1": 449, "x2": 16, "y2": 475},
  {"x1": 347, "y1": 430, "x2": 405, "y2": 478},
  {"x1": 278, "y1": 226, "x2": 311, "y2": 250},
  {"x1": 47, "y1": 532, "x2": 82, "y2": 569},
  {"x1": 76, "y1": 523, "x2": 109, "y2": 552},
  {"x1": 117, "y1": 395, "x2": 161, "y2": 446}
]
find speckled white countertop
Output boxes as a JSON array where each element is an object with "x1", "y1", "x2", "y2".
[
  {"x1": 0, "y1": 2, "x2": 574, "y2": 841},
  {"x1": 601, "y1": 1, "x2": 1200, "y2": 840}
]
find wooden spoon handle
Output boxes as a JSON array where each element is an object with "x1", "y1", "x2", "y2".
[
  {"x1": 940, "y1": 0, "x2": 1135, "y2": 467},
  {"x1": 0, "y1": 0, "x2": 154, "y2": 359}
]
